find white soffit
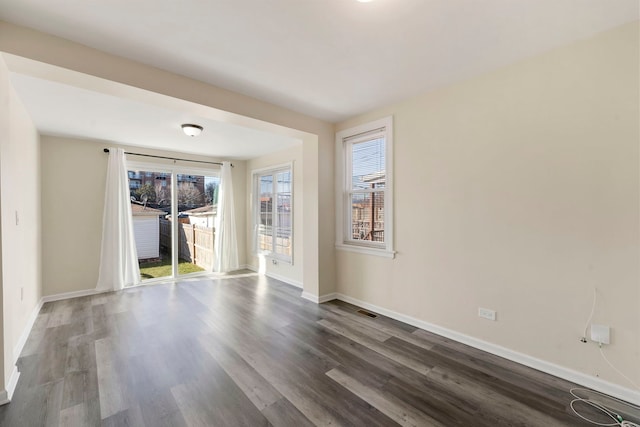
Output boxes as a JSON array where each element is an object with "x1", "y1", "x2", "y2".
[{"x1": 0, "y1": 0, "x2": 637, "y2": 122}]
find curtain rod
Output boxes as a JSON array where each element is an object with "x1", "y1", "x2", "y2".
[{"x1": 103, "y1": 148, "x2": 232, "y2": 167}]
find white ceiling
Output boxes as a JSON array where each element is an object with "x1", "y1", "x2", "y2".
[
  {"x1": 1, "y1": 0, "x2": 637, "y2": 123},
  {"x1": 1, "y1": 0, "x2": 638, "y2": 159},
  {"x1": 9, "y1": 72, "x2": 301, "y2": 160}
]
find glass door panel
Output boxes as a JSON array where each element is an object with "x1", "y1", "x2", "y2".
[
  {"x1": 128, "y1": 169, "x2": 173, "y2": 281},
  {"x1": 176, "y1": 173, "x2": 220, "y2": 275}
]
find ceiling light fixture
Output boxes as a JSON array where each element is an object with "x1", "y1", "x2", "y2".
[{"x1": 181, "y1": 123, "x2": 203, "y2": 137}]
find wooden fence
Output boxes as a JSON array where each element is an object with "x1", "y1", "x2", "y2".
[{"x1": 160, "y1": 219, "x2": 215, "y2": 270}]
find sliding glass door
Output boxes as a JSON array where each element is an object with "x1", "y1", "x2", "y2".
[{"x1": 127, "y1": 164, "x2": 220, "y2": 282}]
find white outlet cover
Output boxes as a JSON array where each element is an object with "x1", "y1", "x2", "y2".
[
  {"x1": 478, "y1": 307, "x2": 497, "y2": 321},
  {"x1": 590, "y1": 324, "x2": 610, "y2": 345}
]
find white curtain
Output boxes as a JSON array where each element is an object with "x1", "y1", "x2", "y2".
[
  {"x1": 96, "y1": 148, "x2": 140, "y2": 291},
  {"x1": 214, "y1": 162, "x2": 239, "y2": 273}
]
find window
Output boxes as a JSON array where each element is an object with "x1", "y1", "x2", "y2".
[
  {"x1": 336, "y1": 116, "x2": 394, "y2": 258},
  {"x1": 253, "y1": 165, "x2": 293, "y2": 263}
]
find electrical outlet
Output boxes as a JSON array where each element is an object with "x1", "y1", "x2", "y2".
[
  {"x1": 478, "y1": 307, "x2": 497, "y2": 321},
  {"x1": 590, "y1": 324, "x2": 610, "y2": 345}
]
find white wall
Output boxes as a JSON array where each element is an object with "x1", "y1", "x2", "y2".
[
  {"x1": 40, "y1": 136, "x2": 247, "y2": 296},
  {"x1": 246, "y1": 144, "x2": 304, "y2": 287},
  {"x1": 0, "y1": 56, "x2": 42, "y2": 401},
  {"x1": 336, "y1": 21, "x2": 639, "y2": 394}
]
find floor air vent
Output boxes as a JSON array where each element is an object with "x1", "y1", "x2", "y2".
[{"x1": 356, "y1": 309, "x2": 378, "y2": 318}]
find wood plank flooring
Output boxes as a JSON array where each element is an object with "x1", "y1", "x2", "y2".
[{"x1": 0, "y1": 274, "x2": 608, "y2": 426}]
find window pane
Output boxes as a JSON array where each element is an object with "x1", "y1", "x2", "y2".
[
  {"x1": 276, "y1": 171, "x2": 292, "y2": 256},
  {"x1": 128, "y1": 169, "x2": 172, "y2": 281},
  {"x1": 351, "y1": 137, "x2": 385, "y2": 191},
  {"x1": 255, "y1": 169, "x2": 293, "y2": 261},
  {"x1": 178, "y1": 174, "x2": 218, "y2": 274},
  {"x1": 350, "y1": 192, "x2": 385, "y2": 243},
  {"x1": 277, "y1": 170, "x2": 291, "y2": 193},
  {"x1": 258, "y1": 175, "x2": 273, "y2": 252},
  {"x1": 177, "y1": 174, "x2": 205, "y2": 208}
]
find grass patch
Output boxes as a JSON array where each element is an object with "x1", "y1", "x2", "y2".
[{"x1": 139, "y1": 257, "x2": 205, "y2": 279}]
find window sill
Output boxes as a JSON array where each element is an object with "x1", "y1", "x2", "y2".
[{"x1": 335, "y1": 244, "x2": 396, "y2": 259}]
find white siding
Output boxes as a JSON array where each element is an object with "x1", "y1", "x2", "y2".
[{"x1": 133, "y1": 216, "x2": 159, "y2": 259}]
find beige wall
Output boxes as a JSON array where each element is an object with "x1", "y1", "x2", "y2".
[
  {"x1": 40, "y1": 137, "x2": 104, "y2": 296},
  {"x1": 0, "y1": 20, "x2": 336, "y2": 299},
  {"x1": 336, "y1": 22, "x2": 639, "y2": 390},
  {"x1": 246, "y1": 145, "x2": 304, "y2": 285},
  {"x1": 40, "y1": 136, "x2": 247, "y2": 296},
  {"x1": 0, "y1": 56, "x2": 42, "y2": 396}
]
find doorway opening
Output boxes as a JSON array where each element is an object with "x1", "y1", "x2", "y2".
[{"x1": 127, "y1": 163, "x2": 220, "y2": 282}]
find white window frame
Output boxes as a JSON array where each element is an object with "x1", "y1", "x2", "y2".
[
  {"x1": 252, "y1": 163, "x2": 294, "y2": 264},
  {"x1": 335, "y1": 116, "x2": 394, "y2": 258}
]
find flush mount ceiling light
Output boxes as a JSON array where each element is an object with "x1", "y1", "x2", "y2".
[{"x1": 181, "y1": 123, "x2": 203, "y2": 137}]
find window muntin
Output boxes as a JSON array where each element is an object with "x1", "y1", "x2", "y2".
[
  {"x1": 258, "y1": 175, "x2": 274, "y2": 253},
  {"x1": 254, "y1": 166, "x2": 293, "y2": 262}
]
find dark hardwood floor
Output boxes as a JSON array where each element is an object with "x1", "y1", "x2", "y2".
[{"x1": 0, "y1": 274, "x2": 604, "y2": 426}]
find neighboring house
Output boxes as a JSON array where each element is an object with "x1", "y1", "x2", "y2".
[
  {"x1": 351, "y1": 172, "x2": 385, "y2": 242},
  {"x1": 182, "y1": 205, "x2": 216, "y2": 228},
  {"x1": 130, "y1": 203, "x2": 166, "y2": 260}
]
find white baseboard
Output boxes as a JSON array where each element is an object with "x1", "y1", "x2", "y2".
[
  {"x1": 0, "y1": 366, "x2": 20, "y2": 405},
  {"x1": 318, "y1": 292, "x2": 338, "y2": 303},
  {"x1": 248, "y1": 263, "x2": 308, "y2": 297},
  {"x1": 334, "y1": 293, "x2": 640, "y2": 406},
  {"x1": 265, "y1": 272, "x2": 303, "y2": 289},
  {"x1": 6, "y1": 367, "x2": 20, "y2": 401},
  {"x1": 3, "y1": 298, "x2": 41, "y2": 406},
  {"x1": 301, "y1": 291, "x2": 319, "y2": 303},
  {"x1": 0, "y1": 366, "x2": 19, "y2": 405},
  {"x1": 41, "y1": 288, "x2": 106, "y2": 303},
  {"x1": 13, "y1": 299, "x2": 44, "y2": 362},
  {"x1": 244, "y1": 264, "x2": 303, "y2": 289},
  {"x1": 302, "y1": 292, "x2": 337, "y2": 303}
]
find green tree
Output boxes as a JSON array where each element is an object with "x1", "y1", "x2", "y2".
[{"x1": 135, "y1": 183, "x2": 156, "y2": 204}]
